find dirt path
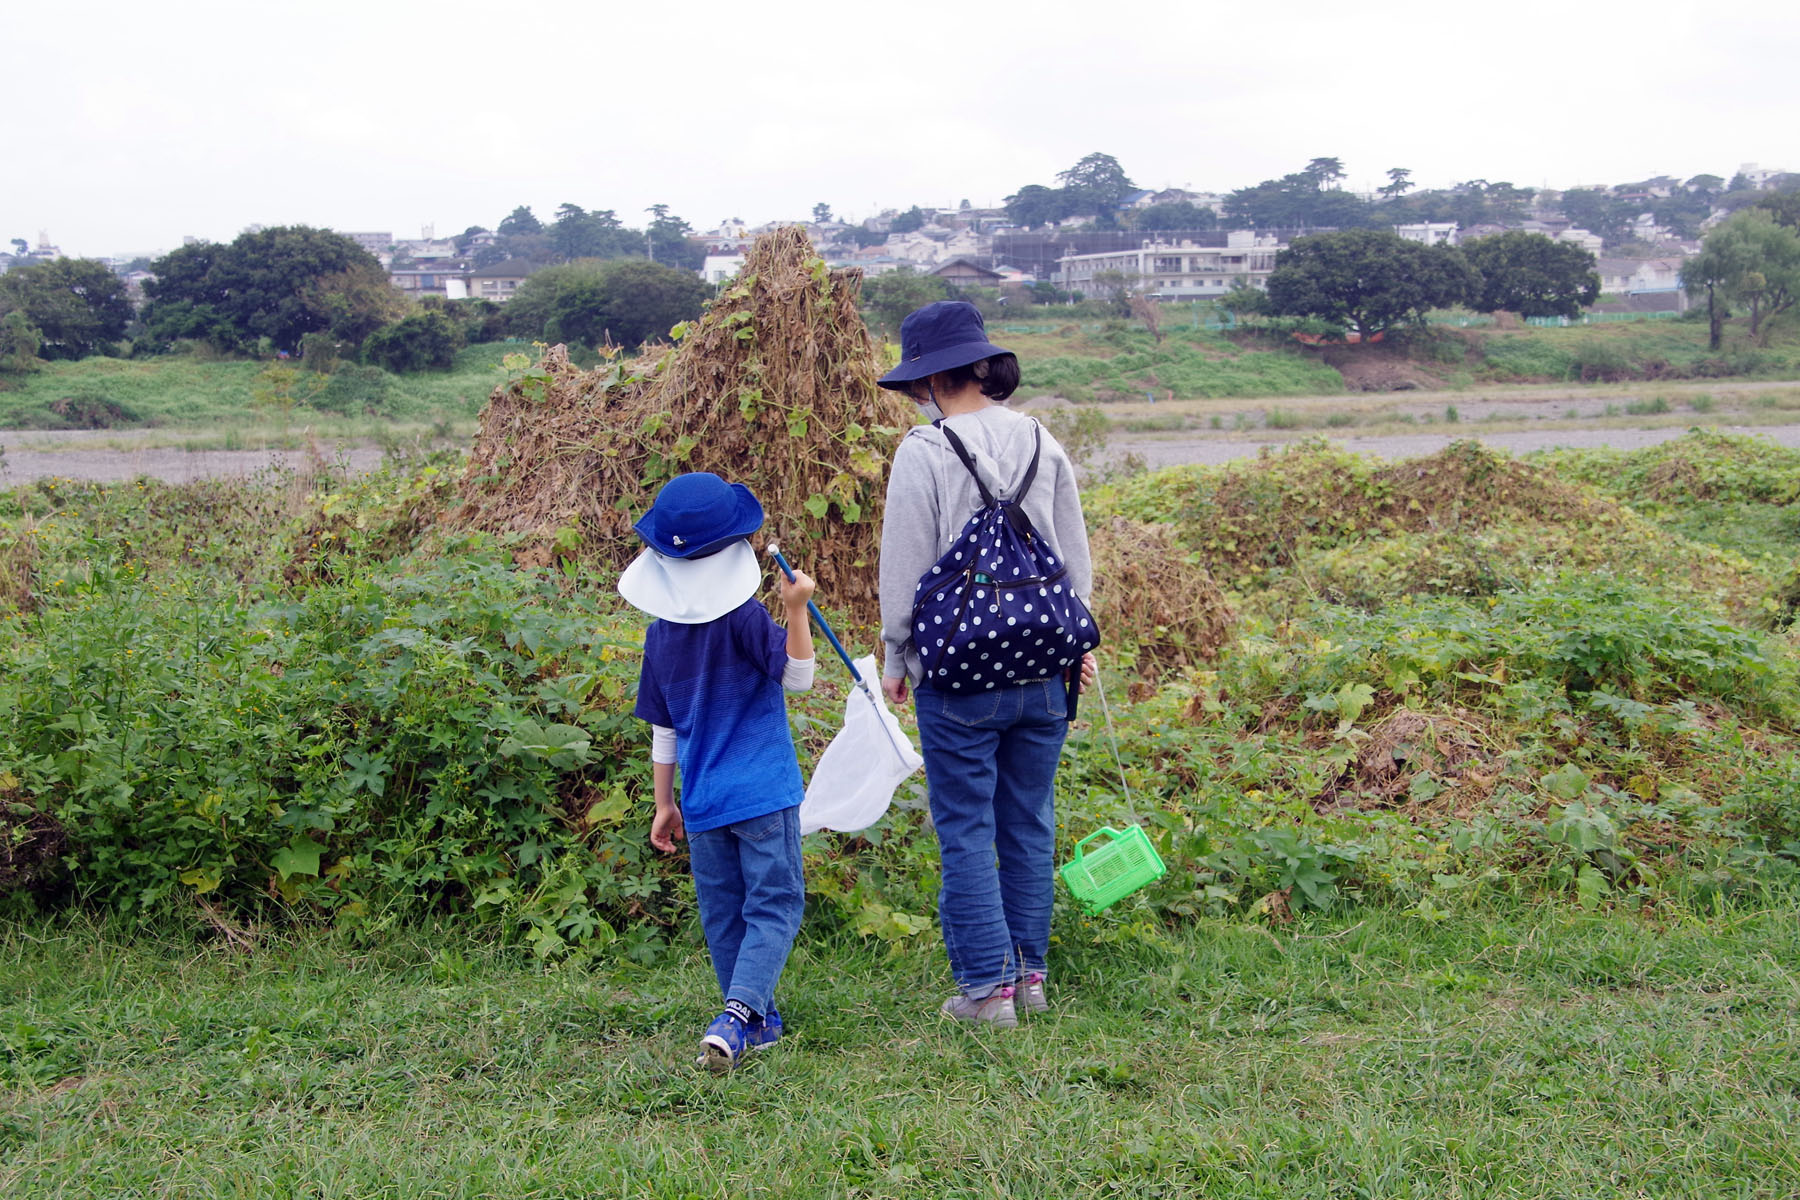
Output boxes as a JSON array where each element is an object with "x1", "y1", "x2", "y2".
[
  {"x1": 6, "y1": 376, "x2": 1800, "y2": 484},
  {"x1": 1102, "y1": 423, "x2": 1800, "y2": 470}
]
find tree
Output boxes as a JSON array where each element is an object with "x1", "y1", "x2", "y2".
[
  {"x1": 507, "y1": 258, "x2": 706, "y2": 349},
  {"x1": 1754, "y1": 191, "x2": 1800, "y2": 230},
  {"x1": 1380, "y1": 168, "x2": 1414, "y2": 200},
  {"x1": 1461, "y1": 232, "x2": 1600, "y2": 319},
  {"x1": 550, "y1": 204, "x2": 636, "y2": 262},
  {"x1": 1681, "y1": 242, "x2": 1733, "y2": 350},
  {"x1": 363, "y1": 311, "x2": 462, "y2": 372},
  {"x1": 0, "y1": 258, "x2": 132, "y2": 359},
  {"x1": 1130, "y1": 203, "x2": 1217, "y2": 232},
  {"x1": 890, "y1": 206, "x2": 927, "y2": 234},
  {"x1": 1056, "y1": 152, "x2": 1136, "y2": 215},
  {"x1": 7, "y1": 238, "x2": 26, "y2": 258},
  {"x1": 1225, "y1": 164, "x2": 1376, "y2": 230},
  {"x1": 862, "y1": 269, "x2": 952, "y2": 336},
  {"x1": 497, "y1": 206, "x2": 542, "y2": 236},
  {"x1": 1264, "y1": 230, "x2": 1479, "y2": 340},
  {"x1": 1303, "y1": 157, "x2": 1346, "y2": 188},
  {"x1": 1699, "y1": 210, "x2": 1800, "y2": 344},
  {"x1": 1003, "y1": 185, "x2": 1070, "y2": 229},
  {"x1": 812, "y1": 202, "x2": 833, "y2": 224},
  {"x1": 141, "y1": 227, "x2": 397, "y2": 354},
  {"x1": 0, "y1": 309, "x2": 44, "y2": 372},
  {"x1": 645, "y1": 205, "x2": 703, "y2": 271}
]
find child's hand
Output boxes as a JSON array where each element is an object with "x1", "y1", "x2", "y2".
[
  {"x1": 1079, "y1": 651, "x2": 1097, "y2": 693},
  {"x1": 777, "y1": 568, "x2": 815, "y2": 613},
  {"x1": 650, "y1": 802, "x2": 685, "y2": 853}
]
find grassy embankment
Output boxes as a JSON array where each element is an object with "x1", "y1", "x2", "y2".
[
  {"x1": 4, "y1": 391, "x2": 1800, "y2": 1186},
  {"x1": 997, "y1": 309, "x2": 1800, "y2": 439},
  {"x1": 0, "y1": 343, "x2": 521, "y2": 447}
]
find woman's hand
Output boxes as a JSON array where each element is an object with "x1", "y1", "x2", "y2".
[
  {"x1": 1079, "y1": 651, "x2": 1097, "y2": 693},
  {"x1": 882, "y1": 676, "x2": 910, "y2": 708}
]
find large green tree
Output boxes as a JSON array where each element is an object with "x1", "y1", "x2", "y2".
[
  {"x1": 1461, "y1": 231, "x2": 1599, "y2": 319},
  {"x1": 507, "y1": 258, "x2": 706, "y2": 349},
  {"x1": 1265, "y1": 230, "x2": 1479, "y2": 340},
  {"x1": 0, "y1": 258, "x2": 132, "y2": 360},
  {"x1": 141, "y1": 227, "x2": 397, "y2": 353},
  {"x1": 1697, "y1": 210, "x2": 1800, "y2": 344},
  {"x1": 862, "y1": 269, "x2": 952, "y2": 336},
  {"x1": 1130, "y1": 202, "x2": 1217, "y2": 232},
  {"x1": 1057, "y1": 152, "x2": 1137, "y2": 215},
  {"x1": 1003, "y1": 185, "x2": 1071, "y2": 229},
  {"x1": 1225, "y1": 164, "x2": 1376, "y2": 230}
]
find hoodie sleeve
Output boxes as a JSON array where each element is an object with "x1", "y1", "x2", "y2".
[{"x1": 878, "y1": 433, "x2": 942, "y2": 680}]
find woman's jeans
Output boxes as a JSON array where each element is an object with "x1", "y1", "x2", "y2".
[
  {"x1": 686, "y1": 805, "x2": 804, "y2": 1017},
  {"x1": 915, "y1": 678, "x2": 1069, "y2": 999}
]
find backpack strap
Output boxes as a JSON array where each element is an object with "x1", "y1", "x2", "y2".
[{"x1": 937, "y1": 419, "x2": 1043, "y2": 507}]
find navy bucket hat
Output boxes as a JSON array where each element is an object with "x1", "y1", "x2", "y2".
[
  {"x1": 632, "y1": 472, "x2": 764, "y2": 559},
  {"x1": 877, "y1": 300, "x2": 1013, "y2": 390}
]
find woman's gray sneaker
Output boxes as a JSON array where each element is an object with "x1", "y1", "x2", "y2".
[
  {"x1": 941, "y1": 986, "x2": 1017, "y2": 1028},
  {"x1": 1016, "y1": 973, "x2": 1048, "y2": 1015}
]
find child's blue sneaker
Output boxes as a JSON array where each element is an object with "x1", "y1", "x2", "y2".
[
  {"x1": 744, "y1": 1006, "x2": 783, "y2": 1051},
  {"x1": 700, "y1": 1010, "x2": 749, "y2": 1072}
]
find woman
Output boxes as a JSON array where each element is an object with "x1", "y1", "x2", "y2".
[{"x1": 876, "y1": 300, "x2": 1096, "y2": 1028}]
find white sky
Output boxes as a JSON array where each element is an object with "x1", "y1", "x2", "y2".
[{"x1": 8, "y1": 0, "x2": 1797, "y2": 258}]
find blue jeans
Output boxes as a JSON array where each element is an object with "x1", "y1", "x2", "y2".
[
  {"x1": 686, "y1": 805, "x2": 805, "y2": 1016},
  {"x1": 915, "y1": 678, "x2": 1069, "y2": 999}
]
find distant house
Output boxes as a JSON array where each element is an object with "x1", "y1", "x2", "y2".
[
  {"x1": 700, "y1": 254, "x2": 746, "y2": 285},
  {"x1": 1558, "y1": 228, "x2": 1605, "y2": 255},
  {"x1": 341, "y1": 231, "x2": 394, "y2": 258},
  {"x1": 929, "y1": 257, "x2": 1003, "y2": 287},
  {"x1": 1395, "y1": 222, "x2": 1458, "y2": 246},
  {"x1": 1597, "y1": 257, "x2": 1685, "y2": 302},
  {"x1": 467, "y1": 259, "x2": 539, "y2": 303},
  {"x1": 389, "y1": 267, "x2": 461, "y2": 301}
]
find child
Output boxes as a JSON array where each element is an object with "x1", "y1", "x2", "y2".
[{"x1": 618, "y1": 471, "x2": 816, "y2": 1071}]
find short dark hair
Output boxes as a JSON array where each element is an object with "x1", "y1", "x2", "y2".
[{"x1": 919, "y1": 352, "x2": 1020, "y2": 402}]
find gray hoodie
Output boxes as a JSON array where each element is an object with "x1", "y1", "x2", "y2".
[{"x1": 879, "y1": 405, "x2": 1093, "y2": 684}]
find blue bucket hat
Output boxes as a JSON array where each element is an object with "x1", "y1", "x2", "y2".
[
  {"x1": 877, "y1": 300, "x2": 1013, "y2": 390},
  {"x1": 632, "y1": 471, "x2": 764, "y2": 559}
]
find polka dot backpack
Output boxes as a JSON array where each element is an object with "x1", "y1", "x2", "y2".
[{"x1": 909, "y1": 420, "x2": 1100, "y2": 715}]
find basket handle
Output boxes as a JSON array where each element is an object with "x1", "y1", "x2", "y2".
[{"x1": 1071, "y1": 827, "x2": 1122, "y2": 860}]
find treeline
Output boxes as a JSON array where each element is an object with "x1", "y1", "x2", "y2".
[
  {"x1": 1238, "y1": 199, "x2": 1800, "y2": 346},
  {"x1": 0, "y1": 218, "x2": 713, "y2": 380},
  {"x1": 1002, "y1": 154, "x2": 1799, "y2": 241}
]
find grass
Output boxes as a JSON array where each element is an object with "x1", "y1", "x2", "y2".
[
  {"x1": 0, "y1": 343, "x2": 520, "y2": 433},
  {"x1": 4, "y1": 898, "x2": 1798, "y2": 1198}
]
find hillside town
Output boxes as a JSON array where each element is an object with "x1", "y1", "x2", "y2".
[{"x1": 4, "y1": 160, "x2": 1793, "y2": 318}]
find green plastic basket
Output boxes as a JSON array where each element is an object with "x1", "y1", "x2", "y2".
[{"x1": 1059, "y1": 824, "x2": 1167, "y2": 914}]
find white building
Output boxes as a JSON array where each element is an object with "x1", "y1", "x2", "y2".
[
  {"x1": 1395, "y1": 222, "x2": 1458, "y2": 246},
  {"x1": 701, "y1": 254, "x2": 746, "y2": 285},
  {"x1": 1057, "y1": 230, "x2": 1284, "y2": 299},
  {"x1": 1558, "y1": 228, "x2": 1604, "y2": 255}
]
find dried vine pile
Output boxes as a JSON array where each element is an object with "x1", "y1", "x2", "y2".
[{"x1": 450, "y1": 227, "x2": 914, "y2": 625}]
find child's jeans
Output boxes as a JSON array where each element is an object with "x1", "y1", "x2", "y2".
[
  {"x1": 914, "y1": 678, "x2": 1068, "y2": 1000},
  {"x1": 686, "y1": 805, "x2": 805, "y2": 1017}
]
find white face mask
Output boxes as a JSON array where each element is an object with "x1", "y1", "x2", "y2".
[{"x1": 914, "y1": 380, "x2": 944, "y2": 423}]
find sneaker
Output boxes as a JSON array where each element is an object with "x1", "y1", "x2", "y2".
[
  {"x1": 941, "y1": 986, "x2": 1017, "y2": 1029},
  {"x1": 1017, "y1": 973, "x2": 1048, "y2": 1016},
  {"x1": 700, "y1": 1010, "x2": 749, "y2": 1072},
  {"x1": 744, "y1": 1007, "x2": 783, "y2": 1052}
]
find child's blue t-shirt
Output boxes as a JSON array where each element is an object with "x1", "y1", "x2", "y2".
[{"x1": 633, "y1": 598, "x2": 804, "y2": 834}]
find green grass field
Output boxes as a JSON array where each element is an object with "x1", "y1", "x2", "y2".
[
  {"x1": 5, "y1": 899, "x2": 1797, "y2": 1198},
  {"x1": 0, "y1": 343, "x2": 520, "y2": 436}
]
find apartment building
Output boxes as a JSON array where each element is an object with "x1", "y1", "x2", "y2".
[{"x1": 1055, "y1": 230, "x2": 1283, "y2": 299}]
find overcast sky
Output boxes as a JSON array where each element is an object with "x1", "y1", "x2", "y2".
[{"x1": 8, "y1": 0, "x2": 1797, "y2": 258}]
